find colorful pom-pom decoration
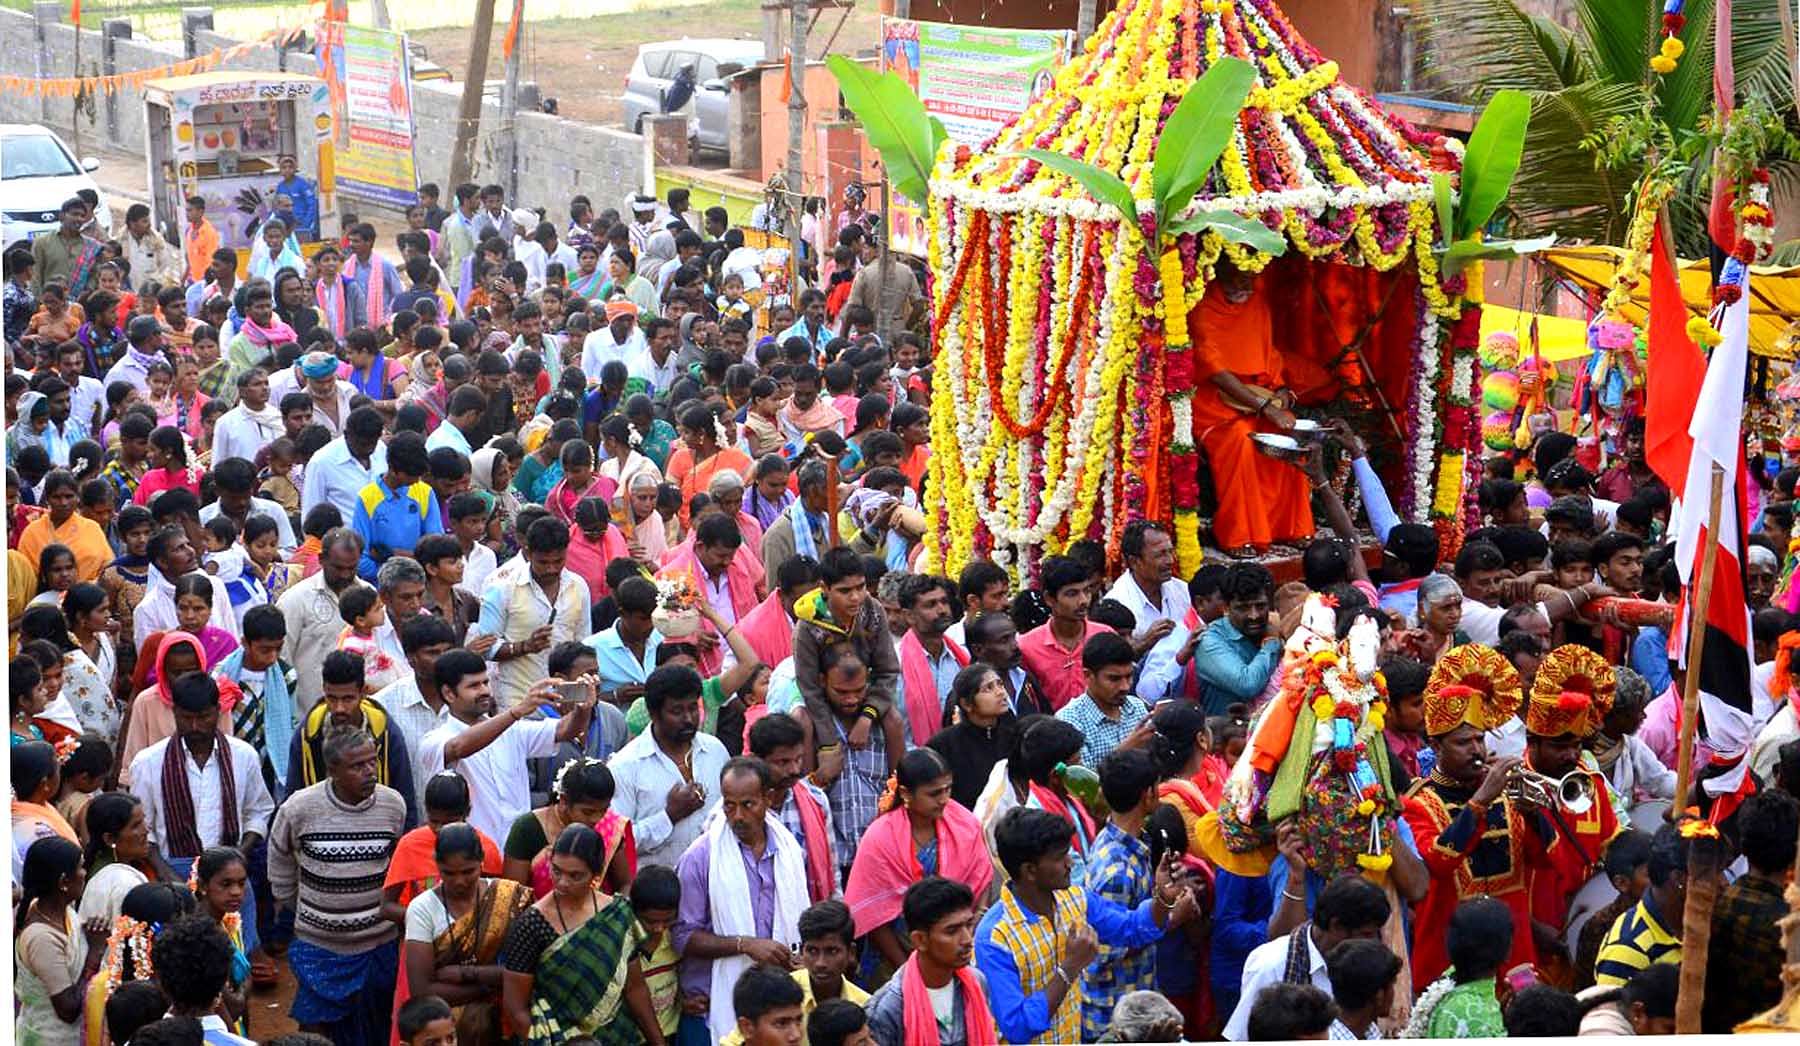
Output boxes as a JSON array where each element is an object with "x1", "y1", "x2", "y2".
[
  {"x1": 1482, "y1": 371, "x2": 1521, "y2": 412},
  {"x1": 1479, "y1": 331, "x2": 1521, "y2": 370}
]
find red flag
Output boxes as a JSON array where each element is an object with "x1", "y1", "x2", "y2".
[
  {"x1": 1644, "y1": 222, "x2": 1705, "y2": 497},
  {"x1": 502, "y1": 0, "x2": 523, "y2": 60},
  {"x1": 68, "y1": 0, "x2": 78, "y2": 24}
]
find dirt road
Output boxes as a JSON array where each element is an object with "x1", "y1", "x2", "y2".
[{"x1": 408, "y1": 0, "x2": 882, "y2": 128}]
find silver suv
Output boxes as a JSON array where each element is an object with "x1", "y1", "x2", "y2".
[{"x1": 621, "y1": 39, "x2": 764, "y2": 152}]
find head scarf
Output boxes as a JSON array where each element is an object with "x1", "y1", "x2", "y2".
[
  {"x1": 299, "y1": 351, "x2": 339, "y2": 380},
  {"x1": 479, "y1": 330, "x2": 513, "y2": 356},
  {"x1": 639, "y1": 231, "x2": 676, "y2": 279},
  {"x1": 9, "y1": 391, "x2": 48, "y2": 453},
  {"x1": 470, "y1": 447, "x2": 507, "y2": 493},
  {"x1": 604, "y1": 299, "x2": 640, "y2": 323}
]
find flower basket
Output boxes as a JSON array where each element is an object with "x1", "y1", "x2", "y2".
[{"x1": 653, "y1": 605, "x2": 702, "y2": 639}]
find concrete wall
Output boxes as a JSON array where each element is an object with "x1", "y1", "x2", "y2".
[{"x1": 0, "y1": 6, "x2": 647, "y2": 216}]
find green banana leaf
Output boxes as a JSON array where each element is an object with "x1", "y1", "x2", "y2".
[
  {"x1": 1151, "y1": 56, "x2": 1258, "y2": 228},
  {"x1": 1015, "y1": 149, "x2": 1142, "y2": 224},
  {"x1": 1440, "y1": 233, "x2": 1557, "y2": 275},
  {"x1": 1432, "y1": 171, "x2": 1455, "y2": 249},
  {"x1": 826, "y1": 55, "x2": 938, "y2": 206},
  {"x1": 1456, "y1": 88, "x2": 1531, "y2": 239},
  {"x1": 1165, "y1": 209, "x2": 1289, "y2": 255}
]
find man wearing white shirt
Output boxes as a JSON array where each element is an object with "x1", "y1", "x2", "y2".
[
  {"x1": 1104, "y1": 520, "x2": 1193, "y2": 704},
  {"x1": 211, "y1": 367, "x2": 284, "y2": 467},
  {"x1": 514, "y1": 216, "x2": 550, "y2": 293},
  {"x1": 581, "y1": 302, "x2": 647, "y2": 380},
  {"x1": 135, "y1": 527, "x2": 239, "y2": 648},
  {"x1": 1223, "y1": 876, "x2": 1392, "y2": 1041},
  {"x1": 418, "y1": 651, "x2": 592, "y2": 845},
  {"x1": 203, "y1": 457, "x2": 297, "y2": 553},
  {"x1": 638, "y1": 317, "x2": 680, "y2": 391},
  {"x1": 128, "y1": 671, "x2": 275, "y2": 883},
  {"x1": 374, "y1": 615, "x2": 458, "y2": 812},
  {"x1": 301, "y1": 407, "x2": 388, "y2": 525},
  {"x1": 1454, "y1": 540, "x2": 1599, "y2": 645},
  {"x1": 448, "y1": 491, "x2": 498, "y2": 599},
  {"x1": 607, "y1": 663, "x2": 730, "y2": 869},
  {"x1": 52, "y1": 342, "x2": 105, "y2": 436}
]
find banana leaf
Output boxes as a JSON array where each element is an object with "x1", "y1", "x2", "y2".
[
  {"x1": 1151, "y1": 56, "x2": 1257, "y2": 228},
  {"x1": 1165, "y1": 209, "x2": 1289, "y2": 255},
  {"x1": 1015, "y1": 149, "x2": 1141, "y2": 224},
  {"x1": 1456, "y1": 89, "x2": 1531, "y2": 239},
  {"x1": 1440, "y1": 234, "x2": 1557, "y2": 275},
  {"x1": 826, "y1": 55, "x2": 937, "y2": 206}
]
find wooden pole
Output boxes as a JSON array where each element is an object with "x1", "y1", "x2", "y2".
[
  {"x1": 448, "y1": 0, "x2": 498, "y2": 190},
  {"x1": 1671, "y1": 463, "x2": 1725, "y2": 813},
  {"x1": 786, "y1": 0, "x2": 808, "y2": 297},
  {"x1": 498, "y1": 0, "x2": 524, "y2": 203},
  {"x1": 1672, "y1": 463, "x2": 1725, "y2": 1035}
]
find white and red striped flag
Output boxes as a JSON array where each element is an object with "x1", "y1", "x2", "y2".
[{"x1": 1670, "y1": 262, "x2": 1757, "y2": 806}]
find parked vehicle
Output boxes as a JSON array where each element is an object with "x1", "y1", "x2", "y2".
[
  {"x1": 1, "y1": 124, "x2": 113, "y2": 252},
  {"x1": 620, "y1": 38, "x2": 764, "y2": 152}
]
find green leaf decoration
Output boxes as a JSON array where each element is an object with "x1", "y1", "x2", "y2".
[
  {"x1": 826, "y1": 55, "x2": 938, "y2": 206},
  {"x1": 1015, "y1": 149, "x2": 1142, "y2": 224},
  {"x1": 1152, "y1": 56, "x2": 1258, "y2": 229},
  {"x1": 1432, "y1": 171, "x2": 1455, "y2": 250},
  {"x1": 1456, "y1": 88, "x2": 1531, "y2": 239},
  {"x1": 929, "y1": 116, "x2": 949, "y2": 159},
  {"x1": 1165, "y1": 209, "x2": 1289, "y2": 255},
  {"x1": 1440, "y1": 234, "x2": 1556, "y2": 275}
]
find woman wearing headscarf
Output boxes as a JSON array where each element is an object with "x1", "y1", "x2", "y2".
[
  {"x1": 8, "y1": 390, "x2": 51, "y2": 463},
  {"x1": 471, "y1": 444, "x2": 524, "y2": 548},
  {"x1": 635, "y1": 229, "x2": 677, "y2": 284},
  {"x1": 566, "y1": 499, "x2": 630, "y2": 606},
  {"x1": 620, "y1": 471, "x2": 667, "y2": 565}
]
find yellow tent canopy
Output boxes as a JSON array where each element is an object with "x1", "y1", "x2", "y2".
[
  {"x1": 1541, "y1": 245, "x2": 1800, "y2": 360},
  {"x1": 1478, "y1": 304, "x2": 1593, "y2": 362}
]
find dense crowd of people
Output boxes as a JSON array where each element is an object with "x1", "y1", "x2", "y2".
[{"x1": 4, "y1": 177, "x2": 1793, "y2": 1046}]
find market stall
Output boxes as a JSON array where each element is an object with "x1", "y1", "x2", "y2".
[
  {"x1": 921, "y1": 0, "x2": 1478, "y2": 576},
  {"x1": 143, "y1": 71, "x2": 338, "y2": 262}
]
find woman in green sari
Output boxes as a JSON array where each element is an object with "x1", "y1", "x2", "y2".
[{"x1": 499, "y1": 824, "x2": 666, "y2": 1046}]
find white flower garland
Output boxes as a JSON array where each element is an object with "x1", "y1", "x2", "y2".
[
  {"x1": 1402, "y1": 972, "x2": 1458, "y2": 1038},
  {"x1": 1410, "y1": 304, "x2": 1443, "y2": 522}
]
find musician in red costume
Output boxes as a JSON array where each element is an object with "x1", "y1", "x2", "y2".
[{"x1": 1524, "y1": 646, "x2": 1624, "y2": 940}]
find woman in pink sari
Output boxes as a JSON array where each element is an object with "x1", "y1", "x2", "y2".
[
  {"x1": 499, "y1": 757, "x2": 635, "y2": 898},
  {"x1": 567, "y1": 498, "x2": 630, "y2": 604},
  {"x1": 544, "y1": 440, "x2": 611, "y2": 526},
  {"x1": 620, "y1": 471, "x2": 668, "y2": 563},
  {"x1": 845, "y1": 747, "x2": 995, "y2": 969},
  {"x1": 133, "y1": 425, "x2": 203, "y2": 506}
]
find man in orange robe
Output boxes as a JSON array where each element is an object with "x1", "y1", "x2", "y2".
[{"x1": 1188, "y1": 263, "x2": 1315, "y2": 552}]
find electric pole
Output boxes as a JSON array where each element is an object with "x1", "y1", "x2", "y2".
[
  {"x1": 449, "y1": 0, "x2": 498, "y2": 189},
  {"x1": 785, "y1": 0, "x2": 808, "y2": 295}
]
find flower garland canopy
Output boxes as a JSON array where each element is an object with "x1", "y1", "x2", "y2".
[{"x1": 923, "y1": 0, "x2": 1476, "y2": 578}]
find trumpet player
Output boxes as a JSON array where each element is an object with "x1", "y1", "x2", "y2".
[
  {"x1": 1523, "y1": 645, "x2": 1625, "y2": 938},
  {"x1": 1402, "y1": 645, "x2": 1554, "y2": 988}
]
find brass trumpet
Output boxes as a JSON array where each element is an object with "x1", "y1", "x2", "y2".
[{"x1": 1503, "y1": 766, "x2": 1595, "y2": 814}]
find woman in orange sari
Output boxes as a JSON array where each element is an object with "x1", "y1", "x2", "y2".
[
  {"x1": 664, "y1": 403, "x2": 751, "y2": 529},
  {"x1": 500, "y1": 758, "x2": 635, "y2": 898},
  {"x1": 401, "y1": 824, "x2": 531, "y2": 1046}
]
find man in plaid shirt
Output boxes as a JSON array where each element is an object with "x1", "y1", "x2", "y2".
[
  {"x1": 810, "y1": 644, "x2": 889, "y2": 883},
  {"x1": 1079, "y1": 748, "x2": 1168, "y2": 1040},
  {"x1": 975, "y1": 807, "x2": 1199, "y2": 1043}
]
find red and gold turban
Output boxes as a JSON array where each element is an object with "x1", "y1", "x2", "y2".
[
  {"x1": 1526, "y1": 645, "x2": 1616, "y2": 739},
  {"x1": 1423, "y1": 644, "x2": 1522, "y2": 737}
]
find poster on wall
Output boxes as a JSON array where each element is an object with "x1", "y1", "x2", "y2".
[
  {"x1": 316, "y1": 22, "x2": 419, "y2": 209},
  {"x1": 879, "y1": 17, "x2": 1072, "y2": 256}
]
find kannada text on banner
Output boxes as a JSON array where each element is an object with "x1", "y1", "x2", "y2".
[
  {"x1": 879, "y1": 17, "x2": 1072, "y2": 255},
  {"x1": 316, "y1": 22, "x2": 420, "y2": 209}
]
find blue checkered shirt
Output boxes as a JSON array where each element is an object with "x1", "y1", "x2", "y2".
[
  {"x1": 1079, "y1": 822, "x2": 1158, "y2": 1040},
  {"x1": 825, "y1": 714, "x2": 886, "y2": 874},
  {"x1": 1055, "y1": 693, "x2": 1150, "y2": 768}
]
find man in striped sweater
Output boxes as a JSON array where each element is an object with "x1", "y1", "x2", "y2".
[{"x1": 268, "y1": 724, "x2": 406, "y2": 1045}]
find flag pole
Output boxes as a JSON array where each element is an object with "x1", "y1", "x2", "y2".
[
  {"x1": 1673, "y1": 461, "x2": 1724, "y2": 1035},
  {"x1": 1672, "y1": 463, "x2": 1724, "y2": 813}
]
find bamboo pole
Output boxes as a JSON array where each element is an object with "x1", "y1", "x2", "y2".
[
  {"x1": 1671, "y1": 464, "x2": 1725, "y2": 814},
  {"x1": 1672, "y1": 463, "x2": 1725, "y2": 1035}
]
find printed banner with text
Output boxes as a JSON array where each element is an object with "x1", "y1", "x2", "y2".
[
  {"x1": 879, "y1": 17, "x2": 1072, "y2": 255},
  {"x1": 316, "y1": 22, "x2": 419, "y2": 209}
]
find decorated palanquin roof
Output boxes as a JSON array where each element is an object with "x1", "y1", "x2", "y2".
[{"x1": 935, "y1": 0, "x2": 1461, "y2": 261}]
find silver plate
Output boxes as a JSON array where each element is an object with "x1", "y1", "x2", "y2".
[{"x1": 1251, "y1": 433, "x2": 1302, "y2": 452}]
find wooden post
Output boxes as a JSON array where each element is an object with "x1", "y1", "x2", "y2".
[
  {"x1": 498, "y1": 0, "x2": 524, "y2": 202},
  {"x1": 876, "y1": 177, "x2": 894, "y2": 343},
  {"x1": 786, "y1": 0, "x2": 808, "y2": 296},
  {"x1": 1672, "y1": 463, "x2": 1725, "y2": 1035},
  {"x1": 826, "y1": 456, "x2": 841, "y2": 547},
  {"x1": 1671, "y1": 464, "x2": 1725, "y2": 813},
  {"x1": 448, "y1": 0, "x2": 498, "y2": 190}
]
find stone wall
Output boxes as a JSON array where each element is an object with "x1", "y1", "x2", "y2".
[{"x1": 0, "y1": 5, "x2": 646, "y2": 214}]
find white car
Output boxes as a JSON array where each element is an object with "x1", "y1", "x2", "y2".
[
  {"x1": 620, "y1": 39, "x2": 764, "y2": 152},
  {"x1": 1, "y1": 124, "x2": 113, "y2": 253}
]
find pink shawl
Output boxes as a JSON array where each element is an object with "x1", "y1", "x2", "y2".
[
  {"x1": 844, "y1": 803, "x2": 994, "y2": 937},
  {"x1": 898, "y1": 953, "x2": 998, "y2": 1046},
  {"x1": 790, "y1": 784, "x2": 836, "y2": 904},
  {"x1": 659, "y1": 546, "x2": 762, "y2": 675},
  {"x1": 899, "y1": 630, "x2": 968, "y2": 747},
  {"x1": 546, "y1": 476, "x2": 610, "y2": 525},
  {"x1": 345, "y1": 252, "x2": 388, "y2": 327},
  {"x1": 737, "y1": 592, "x2": 795, "y2": 673},
  {"x1": 567, "y1": 525, "x2": 630, "y2": 604}
]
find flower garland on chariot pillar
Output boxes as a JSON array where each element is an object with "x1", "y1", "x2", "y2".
[{"x1": 918, "y1": 0, "x2": 1480, "y2": 583}]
